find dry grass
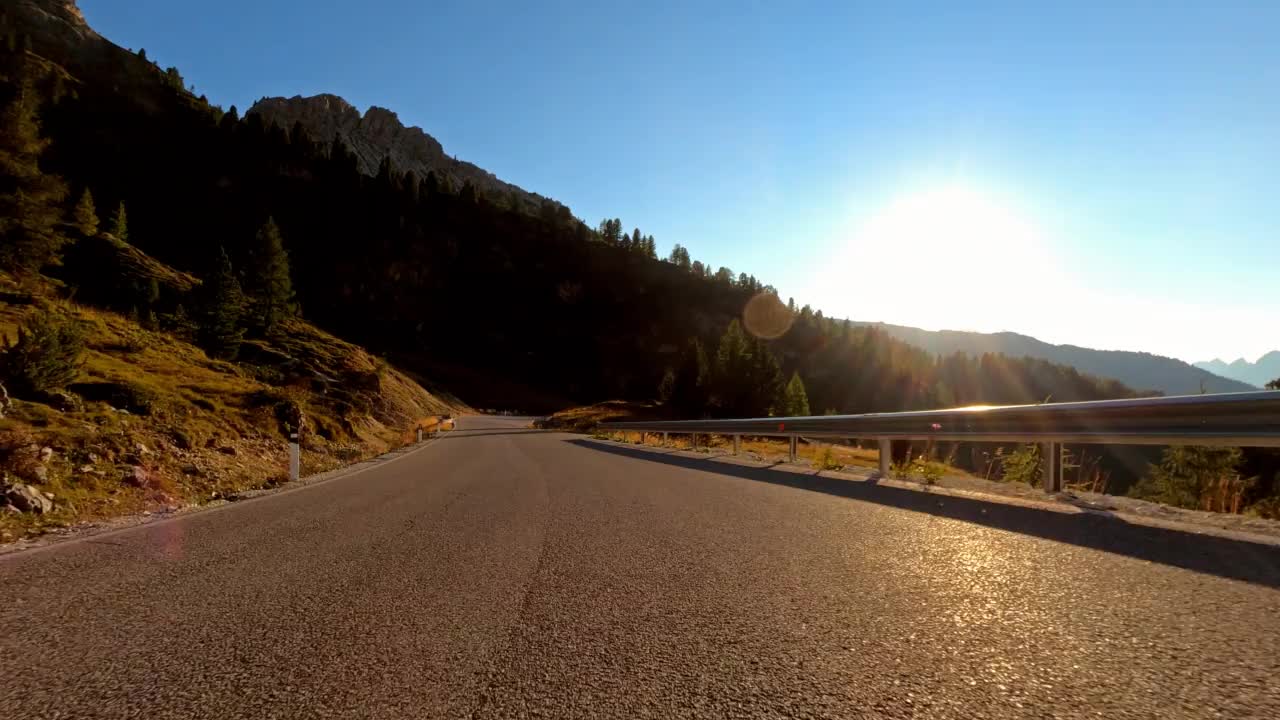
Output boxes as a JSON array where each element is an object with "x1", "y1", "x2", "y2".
[
  {"x1": 0, "y1": 289, "x2": 467, "y2": 542},
  {"x1": 537, "y1": 401, "x2": 660, "y2": 433},
  {"x1": 602, "y1": 430, "x2": 977, "y2": 482}
]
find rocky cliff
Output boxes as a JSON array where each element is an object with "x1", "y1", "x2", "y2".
[{"x1": 250, "y1": 94, "x2": 562, "y2": 214}]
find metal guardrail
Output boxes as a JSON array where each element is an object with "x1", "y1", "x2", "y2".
[{"x1": 599, "y1": 391, "x2": 1280, "y2": 493}]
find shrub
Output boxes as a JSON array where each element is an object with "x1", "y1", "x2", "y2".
[
  {"x1": 1000, "y1": 444, "x2": 1041, "y2": 486},
  {"x1": 812, "y1": 445, "x2": 843, "y2": 471},
  {"x1": 1131, "y1": 446, "x2": 1255, "y2": 513},
  {"x1": 913, "y1": 457, "x2": 946, "y2": 485},
  {"x1": 0, "y1": 310, "x2": 87, "y2": 396}
]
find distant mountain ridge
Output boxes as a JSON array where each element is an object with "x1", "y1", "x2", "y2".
[
  {"x1": 851, "y1": 322, "x2": 1255, "y2": 396},
  {"x1": 1195, "y1": 352, "x2": 1280, "y2": 389},
  {"x1": 249, "y1": 95, "x2": 565, "y2": 215}
]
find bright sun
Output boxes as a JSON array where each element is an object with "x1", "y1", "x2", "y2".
[{"x1": 818, "y1": 183, "x2": 1065, "y2": 332}]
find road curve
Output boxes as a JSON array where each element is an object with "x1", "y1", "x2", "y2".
[{"x1": 2, "y1": 415, "x2": 1279, "y2": 718}]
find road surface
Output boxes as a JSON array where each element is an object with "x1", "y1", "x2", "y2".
[{"x1": 2, "y1": 415, "x2": 1279, "y2": 718}]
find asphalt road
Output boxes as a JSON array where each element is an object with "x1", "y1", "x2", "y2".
[{"x1": 3, "y1": 415, "x2": 1279, "y2": 719}]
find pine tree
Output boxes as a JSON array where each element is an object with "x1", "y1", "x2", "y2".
[
  {"x1": 73, "y1": 188, "x2": 99, "y2": 237},
  {"x1": 0, "y1": 72, "x2": 69, "y2": 272},
  {"x1": 109, "y1": 201, "x2": 128, "y2": 242},
  {"x1": 782, "y1": 371, "x2": 810, "y2": 416},
  {"x1": 1131, "y1": 446, "x2": 1252, "y2": 512},
  {"x1": 1268, "y1": 378, "x2": 1280, "y2": 390},
  {"x1": 245, "y1": 217, "x2": 297, "y2": 334},
  {"x1": 196, "y1": 247, "x2": 246, "y2": 359},
  {"x1": 0, "y1": 310, "x2": 87, "y2": 396},
  {"x1": 746, "y1": 335, "x2": 785, "y2": 415},
  {"x1": 670, "y1": 338, "x2": 709, "y2": 417}
]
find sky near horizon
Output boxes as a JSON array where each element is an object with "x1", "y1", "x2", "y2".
[{"x1": 80, "y1": 0, "x2": 1279, "y2": 364}]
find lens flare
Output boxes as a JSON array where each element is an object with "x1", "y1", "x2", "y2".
[{"x1": 742, "y1": 292, "x2": 794, "y2": 339}]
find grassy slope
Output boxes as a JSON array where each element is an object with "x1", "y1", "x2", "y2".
[{"x1": 0, "y1": 276, "x2": 467, "y2": 542}]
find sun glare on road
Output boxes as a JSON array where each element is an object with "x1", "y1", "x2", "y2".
[{"x1": 820, "y1": 183, "x2": 1067, "y2": 333}]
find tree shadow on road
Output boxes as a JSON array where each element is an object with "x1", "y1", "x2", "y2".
[{"x1": 570, "y1": 439, "x2": 1280, "y2": 590}]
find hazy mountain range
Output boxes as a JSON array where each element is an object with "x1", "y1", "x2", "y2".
[
  {"x1": 1194, "y1": 353, "x2": 1280, "y2": 389},
  {"x1": 850, "y1": 322, "x2": 1255, "y2": 396}
]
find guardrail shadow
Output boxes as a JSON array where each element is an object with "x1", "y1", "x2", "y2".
[{"x1": 570, "y1": 439, "x2": 1280, "y2": 589}]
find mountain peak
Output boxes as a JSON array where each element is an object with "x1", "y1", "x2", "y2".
[
  {"x1": 248, "y1": 94, "x2": 561, "y2": 214},
  {"x1": 1193, "y1": 351, "x2": 1280, "y2": 388}
]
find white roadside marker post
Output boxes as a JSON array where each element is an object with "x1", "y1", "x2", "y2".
[{"x1": 289, "y1": 432, "x2": 301, "y2": 482}]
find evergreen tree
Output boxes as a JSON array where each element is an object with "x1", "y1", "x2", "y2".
[
  {"x1": 109, "y1": 201, "x2": 128, "y2": 242},
  {"x1": 670, "y1": 338, "x2": 709, "y2": 417},
  {"x1": 245, "y1": 217, "x2": 297, "y2": 334},
  {"x1": 711, "y1": 320, "x2": 751, "y2": 415},
  {"x1": 196, "y1": 247, "x2": 246, "y2": 359},
  {"x1": 657, "y1": 367, "x2": 676, "y2": 404},
  {"x1": 0, "y1": 72, "x2": 69, "y2": 272},
  {"x1": 1268, "y1": 378, "x2": 1280, "y2": 390},
  {"x1": 0, "y1": 310, "x2": 86, "y2": 396},
  {"x1": 1131, "y1": 446, "x2": 1252, "y2": 512},
  {"x1": 459, "y1": 180, "x2": 478, "y2": 205},
  {"x1": 746, "y1": 335, "x2": 785, "y2": 415},
  {"x1": 73, "y1": 188, "x2": 99, "y2": 237},
  {"x1": 667, "y1": 244, "x2": 690, "y2": 267},
  {"x1": 782, "y1": 371, "x2": 811, "y2": 416}
]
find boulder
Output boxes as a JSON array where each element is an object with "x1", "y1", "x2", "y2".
[
  {"x1": 3, "y1": 483, "x2": 54, "y2": 514},
  {"x1": 35, "y1": 390, "x2": 83, "y2": 413},
  {"x1": 122, "y1": 465, "x2": 151, "y2": 488}
]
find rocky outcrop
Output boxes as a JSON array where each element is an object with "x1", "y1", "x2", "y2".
[
  {"x1": 249, "y1": 95, "x2": 564, "y2": 214},
  {"x1": 3, "y1": 481, "x2": 54, "y2": 514}
]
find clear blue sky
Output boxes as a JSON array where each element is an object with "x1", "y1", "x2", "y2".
[{"x1": 80, "y1": 0, "x2": 1278, "y2": 363}]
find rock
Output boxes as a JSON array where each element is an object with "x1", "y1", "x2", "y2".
[
  {"x1": 35, "y1": 390, "x2": 83, "y2": 412},
  {"x1": 32, "y1": 465, "x2": 49, "y2": 482},
  {"x1": 68, "y1": 382, "x2": 156, "y2": 416},
  {"x1": 135, "y1": 442, "x2": 151, "y2": 455},
  {"x1": 180, "y1": 463, "x2": 201, "y2": 476},
  {"x1": 3, "y1": 483, "x2": 54, "y2": 514},
  {"x1": 249, "y1": 94, "x2": 564, "y2": 216},
  {"x1": 218, "y1": 445, "x2": 238, "y2": 456},
  {"x1": 39, "y1": 446, "x2": 54, "y2": 462},
  {"x1": 122, "y1": 465, "x2": 151, "y2": 488}
]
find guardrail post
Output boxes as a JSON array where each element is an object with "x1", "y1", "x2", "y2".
[
  {"x1": 789, "y1": 436, "x2": 798, "y2": 463},
  {"x1": 289, "y1": 432, "x2": 301, "y2": 482},
  {"x1": 878, "y1": 438, "x2": 891, "y2": 478},
  {"x1": 416, "y1": 428, "x2": 423, "y2": 443},
  {"x1": 733, "y1": 434, "x2": 740, "y2": 455},
  {"x1": 1041, "y1": 442, "x2": 1061, "y2": 493},
  {"x1": 662, "y1": 432, "x2": 668, "y2": 445}
]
